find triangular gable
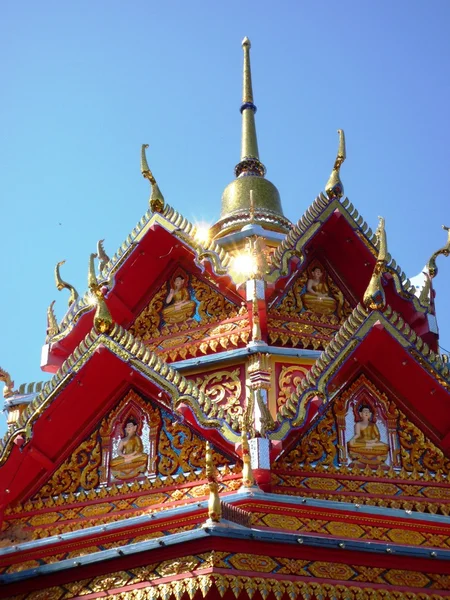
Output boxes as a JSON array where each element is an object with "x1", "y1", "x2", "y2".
[
  {"x1": 268, "y1": 193, "x2": 432, "y2": 344},
  {"x1": 0, "y1": 325, "x2": 243, "y2": 508},
  {"x1": 1, "y1": 388, "x2": 238, "y2": 543},
  {"x1": 130, "y1": 265, "x2": 248, "y2": 362},
  {"x1": 273, "y1": 304, "x2": 450, "y2": 444},
  {"x1": 268, "y1": 258, "x2": 353, "y2": 351},
  {"x1": 33, "y1": 389, "x2": 232, "y2": 499},
  {"x1": 273, "y1": 373, "x2": 450, "y2": 513},
  {"x1": 42, "y1": 204, "x2": 238, "y2": 372}
]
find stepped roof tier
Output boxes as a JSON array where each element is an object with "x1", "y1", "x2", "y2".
[{"x1": 1, "y1": 38, "x2": 450, "y2": 600}]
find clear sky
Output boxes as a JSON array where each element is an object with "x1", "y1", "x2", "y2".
[{"x1": 1, "y1": 1, "x2": 450, "y2": 436}]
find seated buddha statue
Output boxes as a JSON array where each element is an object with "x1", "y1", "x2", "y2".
[
  {"x1": 347, "y1": 405, "x2": 389, "y2": 467},
  {"x1": 110, "y1": 418, "x2": 148, "y2": 480},
  {"x1": 302, "y1": 267, "x2": 339, "y2": 316},
  {"x1": 161, "y1": 274, "x2": 196, "y2": 324}
]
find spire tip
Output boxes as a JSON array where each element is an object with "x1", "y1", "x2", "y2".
[{"x1": 242, "y1": 37, "x2": 251, "y2": 48}]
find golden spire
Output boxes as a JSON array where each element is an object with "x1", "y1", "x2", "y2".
[
  {"x1": 141, "y1": 144, "x2": 165, "y2": 213},
  {"x1": 211, "y1": 39, "x2": 290, "y2": 240},
  {"x1": 363, "y1": 216, "x2": 387, "y2": 310},
  {"x1": 46, "y1": 300, "x2": 59, "y2": 342},
  {"x1": 88, "y1": 253, "x2": 113, "y2": 334},
  {"x1": 427, "y1": 225, "x2": 450, "y2": 278},
  {"x1": 240, "y1": 37, "x2": 259, "y2": 163},
  {"x1": 241, "y1": 420, "x2": 255, "y2": 487},
  {"x1": 325, "y1": 129, "x2": 346, "y2": 199},
  {"x1": 205, "y1": 441, "x2": 221, "y2": 522},
  {"x1": 55, "y1": 261, "x2": 79, "y2": 307}
]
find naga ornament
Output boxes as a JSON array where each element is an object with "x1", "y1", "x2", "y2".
[
  {"x1": 363, "y1": 216, "x2": 388, "y2": 311},
  {"x1": 141, "y1": 144, "x2": 165, "y2": 213},
  {"x1": 54, "y1": 260, "x2": 79, "y2": 307},
  {"x1": 88, "y1": 253, "x2": 113, "y2": 334},
  {"x1": 427, "y1": 225, "x2": 450, "y2": 278},
  {"x1": 325, "y1": 129, "x2": 346, "y2": 199}
]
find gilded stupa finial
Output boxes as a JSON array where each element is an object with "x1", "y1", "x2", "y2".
[
  {"x1": 325, "y1": 129, "x2": 346, "y2": 199},
  {"x1": 241, "y1": 420, "x2": 255, "y2": 488},
  {"x1": 205, "y1": 441, "x2": 221, "y2": 522},
  {"x1": 211, "y1": 39, "x2": 290, "y2": 240},
  {"x1": 54, "y1": 261, "x2": 79, "y2": 307},
  {"x1": 0, "y1": 367, "x2": 16, "y2": 399},
  {"x1": 363, "y1": 216, "x2": 388, "y2": 310},
  {"x1": 141, "y1": 144, "x2": 165, "y2": 213},
  {"x1": 236, "y1": 37, "x2": 264, "y2": 176},
  {"x1": 45, "y1": 300, "x2": 59, "y2": 342},
  {"x1": 88, "y1": 253, "x2": 113, "y2": 334},
  {"x1": 426, "y1": 225, "x2": 450, "y2": 279}
]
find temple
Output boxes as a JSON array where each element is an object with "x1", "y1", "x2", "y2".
[{"x1": 1, "y1": 38, "x2": 450, "y2": 600}]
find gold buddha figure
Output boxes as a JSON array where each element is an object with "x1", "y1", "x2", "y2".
[
  {"x1": 110, "y1": 418, "x2": 148, "y2": 480},
  {"x1": 347, "y1": 405, "x2": 389, "y2": 467},
  {"x1": 302, "y1": 266, "x2": 339, "y2": 315},
  {"x1": 161, "y1": 274, "x2": 196, "y2": 324}
]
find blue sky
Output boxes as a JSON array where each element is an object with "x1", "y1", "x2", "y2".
[{"x1": 1, "y1": 1, "x2": 450, "y2": 435}]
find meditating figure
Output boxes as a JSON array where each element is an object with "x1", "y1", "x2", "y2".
[
  {"x1": 161, "y1": 274, "x2": 196, "y2": 324},
  {"x1": 110, "y1": 418, "x2": 148, "y2": 480},
  {"x1": 302, "y1": 266, "x2": 338, "y2": 315},
  {"x1": 347, "y1": 404, "x2": 389, "y2": 467}
]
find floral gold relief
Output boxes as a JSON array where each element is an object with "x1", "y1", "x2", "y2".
[
  {"x1": 276, "y1": 364, "x2": 310, "y2": 409},
  {"x1": 13, "y1": 565, "x2": 450, "y2": 600},
  {"x1": 36, "y1": 429, "x2": 101, "y2": 498},
  {"x1": 273, "y1": 373, "x2": 450, "y2": 513},
  {"x1": 129, "y1": 270, "x2": 241, "y2": 362},
  {"x1": 268, "y1": 262, "x2": 353, "y2": 351},
  {"x1": 192, "y1": 367, "x2": 244, "y2": 418}
]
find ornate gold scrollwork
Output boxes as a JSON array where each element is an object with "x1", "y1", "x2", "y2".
[
  {"x1": 276, "y1": 365, "x2": 310, "y2": 410},
  {"x1": 193, "y1": 368, "x2": 243, "y2": 418},
  {"x1": 36, "y1": 429, "x2": 101, "y2": 498}
]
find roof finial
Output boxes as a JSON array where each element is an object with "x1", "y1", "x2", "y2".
[
  {"x1": 46, "y1": 300, "x2": 59, "y2": 342},
  {"x1": 88, "y1": 253, "x2": 113, "y2": 334},
  {"x1": 54, "y1": 261, "x2": 79, "y2": 307},
  {"x1": 141, "y1": 144, "x2": 165, "y2": 213},
  {"x1": 235, "y1": 38, "x2": 265, "y2": 178},
  {"x1": 242, "y1": 37, "x2": 253, "y2": 105},
  {"x1": 212, "y1": 39, "x2": 290, "y2": 240},
  {"x1": 426, "y1": 225, "x2": 450, "y2": 278},
  {"x1": 97, "y1": 239, "x2": 110, "y2": 275},
  {"x1": 325, "y1": 129, "x2": 346, "y2": 199},
  {"x1": 363, "y1": 216, "x2": 388, "y2": 310},
  {"x1": 0, "y1": 367, "x2": 16, "y2": 399},
  {"x1": 205, "y1": 441, "x2": 221, "y2": 522}
]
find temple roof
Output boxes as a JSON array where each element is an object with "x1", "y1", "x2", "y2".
[{"x1": 273, "y1": 301, "x2": 450, "y2": 457}]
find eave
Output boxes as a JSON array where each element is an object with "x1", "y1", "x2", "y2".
[
  {"x1": 2, "y1": 518, "x2": 449, "y2": 599},
  {"x1": 5, "y1": 489, "x2": 450, "y2": 571}
]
